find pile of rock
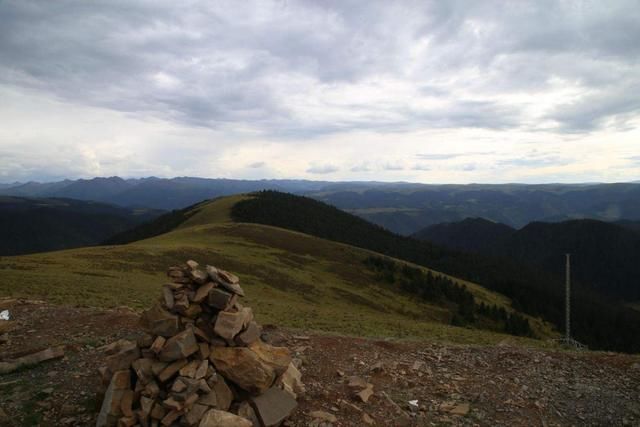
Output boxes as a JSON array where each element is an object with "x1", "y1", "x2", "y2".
[{"x1": 96, "y1": 260, "x2": 304, "y2": 427}]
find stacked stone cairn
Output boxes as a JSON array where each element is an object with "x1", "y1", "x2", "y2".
[{"x1": 96, "y1": 260, "x2": 304, "y2": 427}]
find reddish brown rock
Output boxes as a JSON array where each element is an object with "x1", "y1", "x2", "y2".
[
  {"x1": 96, "y1": 370, "x2": 131, "y2": 427},
  {"x1": 249, "y1": 340, "x2": 291, "y2": 377},
  {"x1": 210, "y1": 347, "x2": 276, "y2": 394},
  {"x1": 214, "y1": 310, "x2": 248, "y2": 341},
  {"x1": 200, "y1": 409, "x2": 252, "y2": 427}
]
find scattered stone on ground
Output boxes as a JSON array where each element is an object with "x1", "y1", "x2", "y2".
[
  {"x1": 94, "y1": 261, "x2": 302, "y2": 427},
  {"x1": 0, "y1": 294, "x2": 639, "y2": 426},
  {"x1": 0, "y1": 346, "x2": 65, "y2": 375}
]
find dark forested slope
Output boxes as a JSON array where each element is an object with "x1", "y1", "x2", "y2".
[
  {"x1": 231, "y1": 191, "x2": 640, "y2": 353},
  {"x1": 0, "y1": 196, "x2": 161, "y2": 255},
  {"x1": 414, "y1": 218, "x2": 640, "y2": 301}
]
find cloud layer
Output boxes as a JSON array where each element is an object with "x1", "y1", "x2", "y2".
[{"x1": 0, "y1": 0, "x2": 639, "y2": 182}]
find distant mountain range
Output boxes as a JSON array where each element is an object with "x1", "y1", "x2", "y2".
[
  {"x1": 1, "y1": 177, "x2": 640, "y2": 235},
  {"x1": 0, "y1": 196, "x2": 162, "y2": 255},
  {"x1": 0, "y1": 177, "x2": 332, "y2": 209},
  {"x1": 414, "y1": 218, "x2": 640, "y2": 301}
]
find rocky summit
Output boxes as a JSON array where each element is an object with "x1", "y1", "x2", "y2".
[{"x1": 95, "y1": 260, "x2": 304, "y2": 427}]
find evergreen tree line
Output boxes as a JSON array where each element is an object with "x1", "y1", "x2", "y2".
[
  {"x1": 363, "y1": 256, "x2": 533, "y2": 337},
  {"x1": 231, "y1": 191, "x2": 640, "y2": 352}
]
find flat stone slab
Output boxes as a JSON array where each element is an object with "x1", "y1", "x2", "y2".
[{"x1": 250, "y1": 386, "x2": 297, "y2": 427}]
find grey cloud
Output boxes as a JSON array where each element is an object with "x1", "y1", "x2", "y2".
[
  {"x1": 248, "y1": 162, "x2": 266, "y2": 168},
  {"x1": 412, "y1": 164, "x2": 431, "y2": 171},
  {"x1": 306, "y1": 164, "x2": 339, "y2": 174},
  {"x1": 382, "y1": 163, "x2": 404, "y2": 171},
  {"x1": 546, "y1": 82, "x2": 640, "y2": 132},
  {"x1": 498, "y1": 156, "x2": 571, "y2": 168},
  {"x1": 0, "y1": 0, "x2": 638, "y2": 137},
  {"x1": 350, "y1": 163, "x2": 371, "y2": 172},
  {"x1": 416, "y1": 151, "x2": 494, "y2": 160}
]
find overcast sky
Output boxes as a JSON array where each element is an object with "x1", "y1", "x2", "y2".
[{"x1": 0, "y1": 0, "x2": 639, "y2": 183}]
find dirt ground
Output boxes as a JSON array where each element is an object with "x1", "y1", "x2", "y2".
[{"x1": 0, "y1": 299, "x2": 639, "y2": 427}]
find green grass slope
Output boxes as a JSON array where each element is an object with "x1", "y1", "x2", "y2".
[{"x1": 0, "y1": 196, "x2": 555, "y2": 347}]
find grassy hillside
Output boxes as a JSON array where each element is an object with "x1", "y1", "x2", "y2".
[{"x1": 0, "y1": 196, "x2": 554, "y2": 347}]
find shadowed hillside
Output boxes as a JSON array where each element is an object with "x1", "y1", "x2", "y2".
[
  {"x1": 0, "y1": 196, "x2": 161, "y2": 255},
  {"x1": 414, "y1": 218, "x2": 640, "y2": 301},
  {"x1": 230, "y1": 191, "x2": 640, "y2": 353}
]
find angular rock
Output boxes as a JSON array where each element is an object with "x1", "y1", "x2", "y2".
[
  {"x1": 362, "y1": 413, "x2": 375, "y2": 425},
  {"x1": 207, "y1": 266, "x2": 245, "y2": 296},
  {"x1": 186, "y1": 260, "x2": 199, "y2": 269},
  {"x1": 162, "y1": 286, "x2": 175, "y2": 310},
  {"x1": 277, "y1": 362, "x2": 305, "y2": 399},
  {"x1": 198, "y1": 342, "x2": 210, "y2": 359},
  {"x1": 208, "y1": 288, "x2": 233, "y2": 311},
  {"x1": 309, "y1": 410, "x2": 337, "y2": 423},
  {"x1": 0, "y1": 346, "x2": 65, "y2": 375},
  {"x1": 199, "y1": 409, "x2": 252, "y2": 427},
  {"x1": 347, "y1": 376, "x2": 368, "y2": 388},
  {"x1": 250, "y1": 340, "x2": 291, "y2": 377},
  {"x1": 158, "y1": 359, "x2": 188, "y2": 383},
  {"x1": 159, "y1": 329, "x2": 198, "y2": 362},
  {"x1": 140, "y1": 396, "x2": 155, "y2": 419},
  {"x1": 120, "y1": 390, "x2": 134, "y2": 417},
  {"x1": 190, "y1": 269, "x2": 209, "y2": 285},
  {"x1": 356, "y1": 384, "x2": 374, "y2": 403},
  {"x1": 193, "y1": 282, "x2": 215, "y2": 303},
  {"x1": 250, "y1": 387, "x2": 297, "y2": 427},
  {"x1": 210, "y1": 347, "x2": 276, "y2": 394},
  {"x1": 235, "y1": 321, "x2": 261, "y2": 347},
  {"x1": 131, "y1": 358, "x2": 154, "y2": 385},
  {"x1": 217, "y1": 269, "x2": 240, "y2": 284},
  {"x1": 96, "y1": 370, "x2": 131, "y2": 427},
  {"x1": 195, "y1": 360, "x2": 209, "y2": 380},
  {"x1": 105, "y1": 341, "x2": 140, "y2": 373},
  {"x1": 150, "y1": 336, "x2": 166, "y2": 354},
  {"x1": 179, "y1": 360, "x2": 200, "y2": 378},
  {"x1": 214, "y1": 310, "x2": 248, "y2": 341},
  {"x1": 213, "y1": 376, "x2": 233, "y2": 411},
  {"x1": 237, "y1": 401, "x2": 260, "y2": 426},
  {"x1": 140, "y1": 304, "x2": 180, "y2": 337},
  {"x1": 184, "y1": 403, "x2": 209, "y2": 426}
]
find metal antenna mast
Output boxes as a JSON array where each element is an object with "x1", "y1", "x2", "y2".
[
  {"x1": 565, "y1": 253, "x2": 570, "y2": 341},
  {"x1": 559, "y1": 253, "x2": 585, "y2": 349}
]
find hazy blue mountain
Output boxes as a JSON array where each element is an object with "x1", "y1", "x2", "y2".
[
  {"x1": 0, "y1": 196, "x2": 162, "y2": 255},
  {"x1": 0, "y1": 177, "x2": 333, "y2": 210},
  {"x1": 2, "y1": 179, "x2": 640, "y2": 233},
  {"x1": 309, "y1": 182, "x2": 640, "y2": 234}
]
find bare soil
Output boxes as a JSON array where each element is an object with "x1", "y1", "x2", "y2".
[{"x1": 1, "y1": 299, "x2": 639, "y2": 426}]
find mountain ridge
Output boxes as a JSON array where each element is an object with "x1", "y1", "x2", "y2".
[{"x1": 2, "y1": 177, "x2": 640, "y2": 234}]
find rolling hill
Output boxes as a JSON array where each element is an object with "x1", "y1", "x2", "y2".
[
  {"x1": 412, "y1": 218, "x2": 515, "y2": 253},
  {"x1": 0, "y1": 195, "x2": 553, "y2": 348},
  {"x1": 102, "y1": 191, "x2": 640, "y2": 352},
  {"x1": 414, "y1": 218, "x2": 640, "y2": 301},
  {"x1": 0, "y1": 196, "x2": 162, "y2": 255}
]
